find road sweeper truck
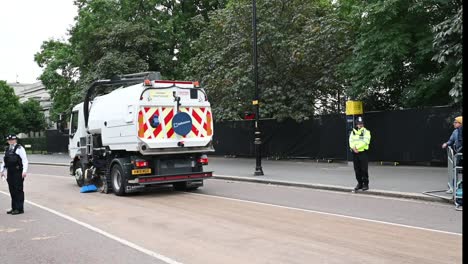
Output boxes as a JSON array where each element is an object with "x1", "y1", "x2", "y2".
[{"x1": 68, "y1": 72, "x2": 214, "y2": 195}]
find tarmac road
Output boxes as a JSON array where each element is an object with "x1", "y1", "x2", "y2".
[
  {"x1": 0, "y1": 165, "x2": 462, "y2": 264},
  {"x1": 0, "y1": 196, "x2": 167, "y2": 264}
]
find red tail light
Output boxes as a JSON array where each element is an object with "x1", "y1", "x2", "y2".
[
  {"x1": 135, "y1": 160, "x2": 148, "y2": 167},
  {"x1": 197, "y1": 155, "x2": 208, "y2": 165}
]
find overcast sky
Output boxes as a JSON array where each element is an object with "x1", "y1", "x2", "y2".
[{"x1": 0, "y1": 0, "x2": 77, "y2": 84}]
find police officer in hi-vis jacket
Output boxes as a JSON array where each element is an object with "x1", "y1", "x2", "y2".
[
  {"x1": 349, "y1": 116, "x2": 371, "y2": 191},
  {"x1": 0, "y1": 134, "x2": 29, "y2": 215}
]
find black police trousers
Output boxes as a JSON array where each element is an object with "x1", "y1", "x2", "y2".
[
  {"x1": 353, "y1": 151, "x2": 369, "y2": 185},
  {"x1": 6, "y1": 168, "x2": 24, "y2": 211}
]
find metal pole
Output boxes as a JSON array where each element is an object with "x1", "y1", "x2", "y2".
[{"x1": 253, "y1": 0, "x2": 263, "y2": 176}]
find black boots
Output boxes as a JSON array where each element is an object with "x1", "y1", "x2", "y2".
[
  {"x1": 354, "y1": 183, "x2": 369, "y2": 191},
  {"x1": 6, "y1": 209, "x2": 23, "y2": 215},
  {"x1": 354, "y1": 183, "x2": 362, "y2": 191}
]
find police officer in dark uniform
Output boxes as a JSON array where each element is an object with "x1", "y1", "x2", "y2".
[{"x1": 0, "y1": 134, "x2": 29, "y2": 215}]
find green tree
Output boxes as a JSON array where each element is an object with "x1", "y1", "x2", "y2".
[
  {"x1": 432, "y1": 1, "x2": 463, "y2": 103},
  {"x1": 0, "y1": 81, "x2": 23, "y2": 137},
  {"x1": 69, "y1": 0, "x2": 227, "y2": 80},
  {"x1": 20, "y1": 99, "x2": 47, "y2": 133},
  {"x1": 340, "y1": 0, "x2": 456, "y2": 110},
  {"x1": 70, "y1": 0, "x2": 152, "y2": 80},
  {"x1": 35, "y1": 40, "x2": 79, "y2": 122},
  {"x1": 35, "y1": 0, "x2": 227, "y2": 121},
  {"x1": 186, "y1": 0, "x2": 351, "y2": 121},
  {"x1": 158, "y1": 0, "x2": 228, "y2": 79}
]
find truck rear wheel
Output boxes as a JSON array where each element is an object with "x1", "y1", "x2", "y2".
[
  {"x1": 111, "y1": 164, "x2": 127, "y2": 196},
  {"x1": 74, "y1": 160, "x2": 84, "y2": 187}
]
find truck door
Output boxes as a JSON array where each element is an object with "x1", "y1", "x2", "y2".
[{"x1": 69, "y1": 110, "x2": 80, "y2": 158}]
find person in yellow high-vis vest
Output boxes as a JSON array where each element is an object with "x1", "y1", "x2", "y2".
[{"x1": 349, "y1": 116, "x2": 371, "y2": 191}]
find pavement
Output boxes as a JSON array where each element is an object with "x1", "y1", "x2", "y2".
[{"x1": 26, "y1": 153, "x2": 457, "y2": 204}]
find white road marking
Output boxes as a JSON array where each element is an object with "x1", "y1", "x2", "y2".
[
  {"x1": 31, "y1": 235, "x2": 57, "y2": 240},
  {"x1": 20, "y1": 219, "x2": 38, "y2": 223},
  {"x1": 185, "y1": 192, "x2": 462, "y2": 236},
  {"x1": 0, "y1": 191, "x2": 183, "y2": 264},
  {"x1": 0, "y1": 228, "x2": 22, "y2": 233}
]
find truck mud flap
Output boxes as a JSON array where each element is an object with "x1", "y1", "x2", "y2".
[{"x1": 136, "y1": 171, "x2": 213, "y2": 185}]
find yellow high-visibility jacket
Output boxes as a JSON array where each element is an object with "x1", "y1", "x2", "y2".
[{"x1": 349, "y1": 127, "x2": 371, "y2": 152}]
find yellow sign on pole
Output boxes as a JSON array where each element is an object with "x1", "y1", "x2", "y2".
[{"x1": 346, "y1": 101, "x2": 363, "y2": 115}]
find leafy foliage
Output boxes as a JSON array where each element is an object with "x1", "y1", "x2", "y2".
[
  {"x1": 186, "y1": 0, "x2": 352, "y2": 121},
  {"x1": 339, "y1": 0, "x2": 458, "y2": 110},
  {"x1": 35, "y1": 40, "x2": 79, "y2": 122},
  {"x1": 432, "y1": 1, "x2": 463, "y2": 102},
  {"x1": 0, "y1": 83, "x2": 46, "y2": 136},
  {"x1": 33, "y1": 0, "x2": 463, "y2": 123},
  {"x1": 20, "y1": 99, "x2": 47, "y2": 133},
  {"x1": 35, "y1": 0, "x2": 226, "y2": 122},
  {"x1": 0, "y1": 81, "x2": 23, "y2": 137}
]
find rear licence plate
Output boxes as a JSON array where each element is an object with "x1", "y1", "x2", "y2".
[{"x1": 132, "y1": 168, "x2": 152, "y2": 175}]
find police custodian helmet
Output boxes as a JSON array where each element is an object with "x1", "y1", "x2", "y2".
[
  {"x1": 6, "y1": 134, "x2": 17, "y2": 140},
  {"x1": 356, "y1": 116, "x2": 364, "y2": 124}
]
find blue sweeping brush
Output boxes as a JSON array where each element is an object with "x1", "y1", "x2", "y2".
[{"x1": 80, "y1": 184, "x2": 98, "y2": 193}]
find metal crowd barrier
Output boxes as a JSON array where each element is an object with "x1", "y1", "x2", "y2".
[
  {"x1": 448, "y1": 147, "x2": 463, "y2": 210},
  {"x1": 423, "y1": 146, "x2": 463, "y2": 210}
]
